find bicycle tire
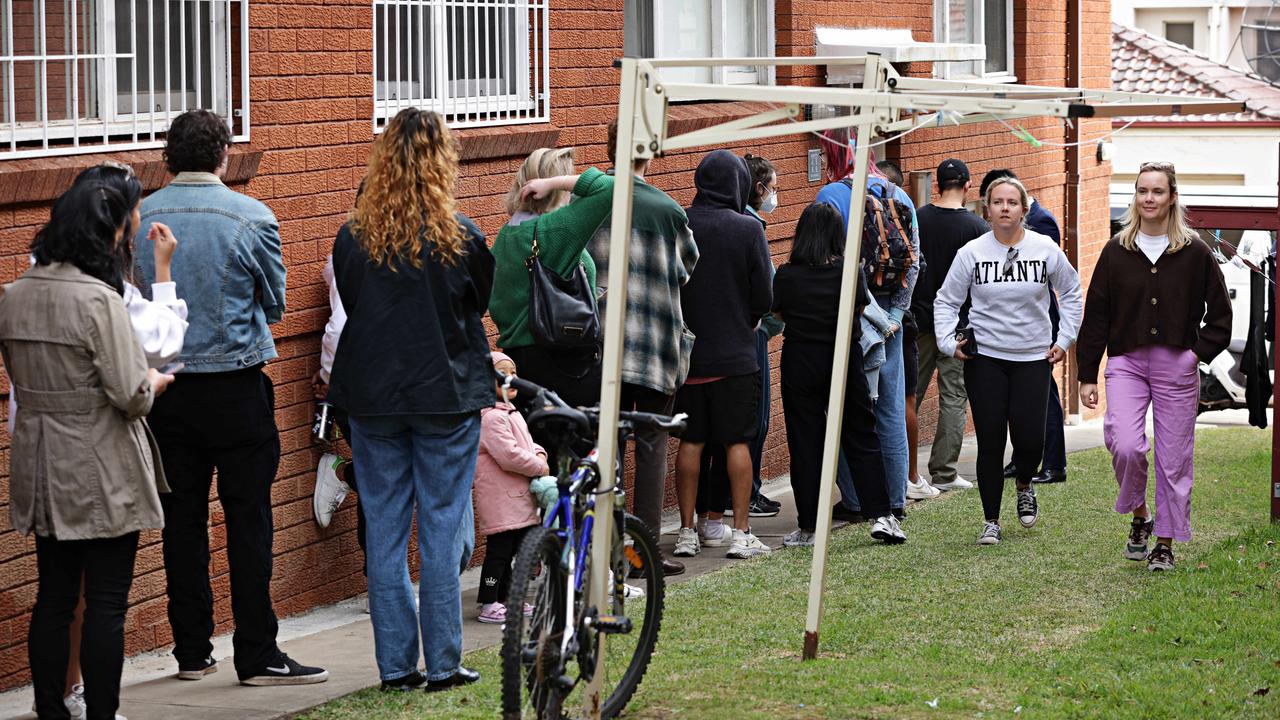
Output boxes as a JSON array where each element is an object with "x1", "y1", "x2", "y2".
[{"x1": 501, "y1": 525, "x2": 568, "y2": 720}]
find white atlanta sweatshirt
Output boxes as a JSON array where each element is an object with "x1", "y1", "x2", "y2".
[{"x1": 934, "y1": 229, "x2": 1083, "y2": 362}]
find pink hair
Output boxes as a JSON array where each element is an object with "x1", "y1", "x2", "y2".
[{"x1": 821, "y1": 129, "x2": 888, "y2": 183}]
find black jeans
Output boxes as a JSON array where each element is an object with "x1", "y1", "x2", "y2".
[
  {"x1": 619, "y1": 383, "x2": 676, "y2": 533},
  {"x1": 30, "y1": 532, "x2": 138, "y2": 720},
  {"x1": 476, "y1": 526, "x2": 531, "y2": 605},
  {"x1": 964, "y1": 355, "x2": 1051, "y2": 521},
  {"x1": 781, "y1": 339, "x2": 890, "y2": 530},
  {"x1": 148, "y1": 367, "x2": 282, "y2": 680}
]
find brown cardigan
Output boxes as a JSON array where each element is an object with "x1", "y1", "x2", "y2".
[{"x1": 1076, "y1": 236, "x2": 1232, "y2": 384}]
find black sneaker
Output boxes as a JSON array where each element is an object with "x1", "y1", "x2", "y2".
[
  {"x1": 748, "y1": 497, "x2": 780, "y2": 517},
  {"x1": 381, "y1": 670, "x2": 427, "y2": 692},
  {"x1": 425, "y1": 666, "x2": 480, "y2": 692},
  {"x1": 1002, "y1": 461, "x2": 1018, "y2": 479},
  {"x1": 1147, "y1": 543, "x2": 1175, "y2": 572},
  {"x1": 758, "y1": 494, "x2": 782, "y2": 510},
  {"x1": 1016, "y1": 487, "x2": 1038, "y2": 528},
  {"x1": 240, "y1": 654, "x2": 329, "y2": 686},
  {"x1": 177, "y1": 656, "x2": 218, "y2": 681},
  {"x1": 1125, "y1": 517, "x2": 1154, "y2": 561},
  {"x1": 831, "y1": 504, "x2": 864, "y2": 523}
]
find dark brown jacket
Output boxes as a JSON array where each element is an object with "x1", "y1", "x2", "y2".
[{"x1": 1076, "y1": 236, "x2": 1231, "y2": 383}]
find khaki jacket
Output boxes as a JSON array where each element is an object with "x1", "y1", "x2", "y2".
[{"x1": 0, "y1": 263, "x2": 167, "y2": 539}]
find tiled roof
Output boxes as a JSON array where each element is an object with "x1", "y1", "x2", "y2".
[{"x1": 1112, "y1": 21, "x2": 1280, "y2": 122}]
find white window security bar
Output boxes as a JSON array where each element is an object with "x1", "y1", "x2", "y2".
[
  {"x1": 372, "y1": 0, "x2": 550, "y2": 131},
  {"x1": 582, "y1": 53, "x2": 1245, "y2": 720},
  {"x1": 0, "y1": 0, "x2": 248, "y2": 159}
]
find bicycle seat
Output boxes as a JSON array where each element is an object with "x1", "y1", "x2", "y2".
[{"x1": 527, "y1": 404, "x2": 592, "y2": 439}]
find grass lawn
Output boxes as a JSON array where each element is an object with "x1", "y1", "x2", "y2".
[{"x1": 298, "y1": 427, "x2": 1280, "y2": 719}]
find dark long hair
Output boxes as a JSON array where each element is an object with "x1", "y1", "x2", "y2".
[
  {"x1": 31, "y1": 164, "x2": 143, "y2": 295},
  {"x1": 744, "y1": 153, "x2": 776, "y2": 210},
  {"x1": 790, "y1": 202, "x2": 846, "y2": 266}
]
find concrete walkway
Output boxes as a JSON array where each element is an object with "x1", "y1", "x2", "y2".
[{"x1": 0, "y1": 409, "x2": 1261, "y2": 720}]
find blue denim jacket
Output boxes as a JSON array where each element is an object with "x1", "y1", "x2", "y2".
[{"x1": 135, "y1": 173, "x2": 286, "y2": 373}]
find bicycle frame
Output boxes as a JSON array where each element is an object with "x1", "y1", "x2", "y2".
[{"x1": 542, "y1": 449, "x2": 603, "y2": 663}]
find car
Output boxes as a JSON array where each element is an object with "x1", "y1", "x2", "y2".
[{"x1": 1198, "y1": 231, "x2": 1273, "y2": 414}]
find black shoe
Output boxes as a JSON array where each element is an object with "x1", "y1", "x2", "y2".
[
  {"x1": 628, "y1": 556, "x2": 685, "y2": 579},
  {"x1": 891, "y1": 507, "x2": 905, "y2": 521},
  {"x1": 240, "y1": 654, "x2": 329, "y2": 686},
  {"x1": 177, "y1": 656, "x2": 218, "y2": 681},
  {"x1": 425, "y1": 667, "x2": 480, "y2": 692},
  {"x1": 381, "y1": 670, "x2": 427, "y2": 692},
  {"x1": 1031, "y1": 468, "x2": 1067, "y2": 484},
  {"x1": 1125, "y1": 517, "x2": 1154, "y2": 561},
  {"x1": 757, "y1": 494, "x2": 782, "y2": 510},
  {"x1": 831, "y1": 504, "x2": 864, "y2": 524},
  {"x1": 1147, "y1": 543, "x2": 1175, "y2": 572},
  {"x1": 748, "y1": 498, "x2": 780, "y2": 517},
  {"x1": 1002, "y1": 461, "x2": 1018, "y2": 479}
]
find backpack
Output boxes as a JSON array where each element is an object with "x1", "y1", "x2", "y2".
[{"x1": 841, "y1": 178, "x2": 917, "y2": 293}]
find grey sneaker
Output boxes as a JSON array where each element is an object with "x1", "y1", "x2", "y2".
[
  {"x1": 1016, "y1": 487, "x2": 1038, "y2": 528},
  {"x1": 1125, "y1": 517, "x2": 1155, "y2": 561},
  {"x1": 1147, "y1": 543, "x2": 1175, "y2": 572},
  {"x1": 783, "y1": 529, "x2": 815, "y2": 547},
  {"x1": 977, "y1": 521, "x2": 1002, "y2": 545}
]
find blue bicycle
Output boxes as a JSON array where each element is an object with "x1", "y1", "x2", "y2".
[{"x1": 497, "y1": 372, "x2": 685, "y2": 720}]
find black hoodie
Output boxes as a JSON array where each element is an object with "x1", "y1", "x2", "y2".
[{"x1": 681, "y1": 150, "x2": 773, "y2": 378}]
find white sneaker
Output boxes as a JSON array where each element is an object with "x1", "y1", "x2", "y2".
[
  {"x1": 697, "y1": 518, "x2": 730, "y2": 547},
  {"x1": 870, "y1": 515, "x2": 907, "y2": 544},
  {"x1": 673, "y1": 527, "x2": 700, "y2": 557},
  {"x1": 622, "y1": 582, "x2": 646, "y2": 599},
  {"x1": 726, "y1": 529, "x2": 772, "y2": 558},
  {"x1": 906, "y1": 476, "x2": 941, "y2": 500},
  {"x1": 29, "y1": 686, "x2": 125, "y2": 720},
  {"x1": 313, "y1": 453, "x2": 350, "y2": 528},
  {"x1": 932, "y1": 475, "x2": 973, "y2": 491},
  {"x1": 783, "y1": 529, "x2": 815, "y2": 547}
]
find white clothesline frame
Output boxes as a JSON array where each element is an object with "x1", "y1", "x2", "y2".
[{"x1": 584, "y1": 53, "x2": 1243, "y2": 719}]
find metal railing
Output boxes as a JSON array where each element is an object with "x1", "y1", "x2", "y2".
[
  {"x1": 373, "y1": 0, "x2": 550, "y2": 131},
  {"x1": 0, "y1": 0, "x2": 249, "y2": 159}
]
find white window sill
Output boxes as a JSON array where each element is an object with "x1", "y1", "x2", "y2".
[{"x1": 816, "y1": 27, "x2": 987, "y2": 85}]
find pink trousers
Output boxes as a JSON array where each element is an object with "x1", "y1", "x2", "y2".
[{"x1": 1102, "y1": 345, "x2": 1199, "y2": 542}]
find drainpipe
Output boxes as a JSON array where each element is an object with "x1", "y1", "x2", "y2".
[{"x1": 1064, "y1": 0, "x2": 1082, "y2": 422}]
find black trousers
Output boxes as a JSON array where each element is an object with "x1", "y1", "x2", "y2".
[
  {"x1": 963, "y1": 355, "x2": 1051, "y2": 521},
  {"x1": 695, "y1": 447, "x2": 730, "y2": 515},
  {"x1": 781, "y1": 339, "x2": 890, "y2": 530},
  {"x1": 30, "y1": 532, "x2": 138, "y2": 720},
  {"x1": 503, "y1": 345, "x2": 602, "y2": 409},
  {"x1": 476, "y1": 526, "x2": 531, "y2": 605},
  {"x1": 148, "y1": 367, "x2": 282, "y2": 680}
]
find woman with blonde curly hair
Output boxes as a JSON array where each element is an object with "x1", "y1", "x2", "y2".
[{"x1": 327, "y1": 107, "x2": 495, "y2": 692}]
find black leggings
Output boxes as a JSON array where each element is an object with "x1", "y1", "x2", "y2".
[
  {"x1": 30, "y1": 532, "x2": 139, "y2": 720},
  {"x1": 477, "y1": 526, "x2": 532, "y2": 605},
  {"x1": 963, "y1": 355, "x2": 1051, "y2": 522}
]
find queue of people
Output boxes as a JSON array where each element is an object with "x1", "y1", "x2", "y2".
[{"x1": 1, "y1": 104, "x2": 1230, "y2": 717}]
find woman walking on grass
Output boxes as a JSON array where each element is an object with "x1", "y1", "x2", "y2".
[
  {"x1": 1076, "y1": 161, "x2": 1231, "y2": 572},
  {"x1": 933, "y1": 176, "x2": 1083, "y2": 546}
]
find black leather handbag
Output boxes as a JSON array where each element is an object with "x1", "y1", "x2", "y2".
[{"x1": 526, "y1": 227, "x2": 602, "y2": 349}]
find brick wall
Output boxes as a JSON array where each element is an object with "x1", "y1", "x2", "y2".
[{"x1": 0, "y1": 0, "x2": 1112, "y2": 689}]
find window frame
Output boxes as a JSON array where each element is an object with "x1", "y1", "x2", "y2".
[
  {"x1": 933, "y1": 0, "x2": 1015, "y2": 82},
  {"x1": 627, "y1": 0, "x2": 776, "y2": 87}
]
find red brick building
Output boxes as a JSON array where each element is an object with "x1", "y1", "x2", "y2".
[{"x1": 0, "y1": 0, "x2": 1112, "y2": 689}]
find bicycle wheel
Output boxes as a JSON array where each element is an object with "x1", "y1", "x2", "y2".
[
  {"x1": 501, "y1": 525, "x2": 569, "y2": 720},
  {"x1": 564, "y1": 513, "x2": 665, "y2": 719}
]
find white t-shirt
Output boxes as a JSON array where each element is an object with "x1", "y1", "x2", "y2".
[{"x1": 1136, "y1": 231, "x2": 1169, "y2": 265}]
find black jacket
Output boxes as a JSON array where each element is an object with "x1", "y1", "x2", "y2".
[
  {"x1": 682, "y1": 150, "x2": 773, "y2": 377},
  {"x1": 329, "y1": 214, "x2": 495, "y2": 416}
]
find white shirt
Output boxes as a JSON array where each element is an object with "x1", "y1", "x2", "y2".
[
  {"x1": 319, "y1": 255, "x2": 347, "y2": 383},
  {"x1": 1136, "y1": 231, "x2": 1169, "y2": 265}
]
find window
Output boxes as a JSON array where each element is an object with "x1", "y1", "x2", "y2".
[
  {"x1": 373, "y1": 0, "x2": 550, "y2": 131},
  {"x1": 0, "y1": 0, "x2": 248, "y2": 159},
  {"x1": 624, "y1": 0, "x2": 775, "y2": 85},
  {"x1": 1164, "y1": 22, "x2": 1195, "y2": 49},
  {"x1": 933, "y1": 0, "x2": 1014, "y2": 79}
]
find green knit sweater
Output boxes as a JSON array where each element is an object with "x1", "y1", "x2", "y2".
[{"x1": 490, "y1": 167, "x2": 613, "y2": 349}]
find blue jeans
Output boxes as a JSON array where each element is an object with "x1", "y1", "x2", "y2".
[
  {"x1": 874, "y1": 329, "x2": 909, "y2": 510},
  {"x1": 349, "y1": 412, "x2": 481, "y2": 682}
]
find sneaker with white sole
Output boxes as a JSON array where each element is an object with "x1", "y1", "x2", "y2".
[
  {"x1": 177, "y1": 656, "x2": 218, "y2": 681},
  {"x1": 673, "y1": 527, "x2": 700, "y2": 557},
  {"x1": 906, "y1": 476, "x2": 941, "y2": 500},
  {"x1": 932, "y1": 475, "x2": 973, "y2": 491},
  {"x1": 240, "y1": 654, "x2": 328, "y2": 686},
  {"x1": 870, "y1": 515, "x2": 907, "y2": 544},
  {"x1": 622, "y1": 582, "x2": 646, "y2": 599},
  {"x1": 1125, "y1": 517, "x2": 1155, "y2": 561},
  {"x1": 477, "y1": 602, "x2": 506, "y2": 624},
  {"x1": 726, "y1": 529, "x2": 772, "y2": 558},
  {"x1": 698, "y1": 518, "x2": 730, "y2": 547},
  {"x1": 1147, "y1": 542, "x2": 1175, "y2": 571},
  {"x1": 1016, "y1": 487, "x2": 1038, "y2": 528},
  {"x1": 783, "y1": 529, "x2": 815, "y2": 547},
  {"x1": 977, "y1": 521, "x2": 1002, "y2": 545},
  {"x1": 313, "y1": 453, "x2": 350, "y2": 529}
]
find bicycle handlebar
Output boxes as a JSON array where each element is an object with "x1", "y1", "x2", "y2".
[{"x1": 494, "y1": 369, "x2": 687, "y2": 437}]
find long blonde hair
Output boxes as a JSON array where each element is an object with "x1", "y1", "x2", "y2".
[
  {"x1": 505, "y1": 147, "x2": 576, "y2": 216},
  {"x1": 1116, "y1": 162, "x2": 1197, "y2": 254},
  {"x1": 350, "y1": 108, "x2": 465, "y2": 268}
]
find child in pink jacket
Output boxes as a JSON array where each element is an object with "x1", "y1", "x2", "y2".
[{"x1": 475, "y1": 352, "x2": 550, "y2": 624}]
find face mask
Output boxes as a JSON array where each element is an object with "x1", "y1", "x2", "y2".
[{"x1": 760, "y1": 190, "x2": 778, "y2": 214}]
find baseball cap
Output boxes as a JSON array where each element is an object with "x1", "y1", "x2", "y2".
[{"x1": 937, "y1": 158, "x2": 970, "y2": 184}]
